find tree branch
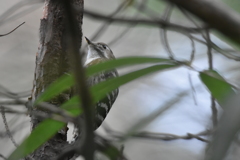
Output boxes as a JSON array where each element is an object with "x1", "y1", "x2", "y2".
[
  {"x1": 0, "y1": 22, "x2": 25, "y2": 37},
  {"x1": 165, "y1": 0, "x2": 240, "y2": 44},
  {"x1": 103, "y1": 123, "x2": 211, "y2": 143},
  {"x1": 83, "y1": 9, "x2": 207, "y2": 33},
  {"x1": 29, "y1": 0, "x2": 84, "y2": 159},
  {"x1": 0, "y1": 106, "x2": 18, "y2": 147}
]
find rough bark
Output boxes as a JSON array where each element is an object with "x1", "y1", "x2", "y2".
[{"x1": 28, "y1": 0, "x2": 84, "y2": 159}]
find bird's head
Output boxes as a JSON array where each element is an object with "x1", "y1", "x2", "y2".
[{"x1": 85, "y1": 37, "x2": 115, "y2": 61}]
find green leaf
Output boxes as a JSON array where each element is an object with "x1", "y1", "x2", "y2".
[
  {"x1": 61, "y1": 63, "x2": 180, "y2": 108},
  {"x1": 199, "y1": 70, "x2": 235, "y2": 106},
  {"x1": 59, "y1": 63, "x2": 180, "y2": 117},
  {"x1": 102, "y1": 146, "x2": 122, "y2": 160},
  {"x1": 91, "y1": 64, "x2": 179, "y2": 102},
  {"x1": 61, "y1": 96, "x2": 82, "y2": 116},
  {"x1": 7, "y1": 119, "x2": 65, "y2": 160},
  {"x1": 9, "y1": 59, "x2": 179, "y2": 160},
  {"x1": 8, "y1": 96, "x2": 82, "y2": 160},
  {"x1": 35, "y1": 56, "x2": 174, "y2": 104},
  {"x1": 86, "y1": 56, "x2": 172, "y2": 76},
  {"x1": 34, "y1": 74, "x2": 74, "y2": 104}
]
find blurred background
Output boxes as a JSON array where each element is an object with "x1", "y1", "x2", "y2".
[{"x1": 1, "y1": 0, "x2": 240, "y2": 159}]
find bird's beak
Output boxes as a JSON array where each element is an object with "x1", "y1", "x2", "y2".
[{"x1": 85, "y1": 37, "x2": 92, "y2": 45}]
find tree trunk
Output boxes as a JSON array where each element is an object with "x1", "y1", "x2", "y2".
[{"x1": 29, "y1": 0, "x2": 84, "y2": 159}]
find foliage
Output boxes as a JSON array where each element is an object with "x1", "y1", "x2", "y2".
[
  {"x1": 8, "y1": 54, "x2": 235, "y2": 159},
  {"x1": 8, "y1": 56, "x2": 180, "y2": 160},
  {"x1": 2, "y1": 0, "x2": 240, "y2": 160}
]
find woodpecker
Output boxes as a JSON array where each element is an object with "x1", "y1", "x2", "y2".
[{"x1": 84, "y1": 37, "x2": 119, "y2": 130}]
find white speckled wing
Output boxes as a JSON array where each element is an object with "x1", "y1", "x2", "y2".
[{"x1": 87, "y1": 69, "x2": 119, "y2": 129}]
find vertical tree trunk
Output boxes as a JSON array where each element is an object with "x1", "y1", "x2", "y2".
[{"x1": 29, "y1": 0, "x2": 84, "y2": 159}]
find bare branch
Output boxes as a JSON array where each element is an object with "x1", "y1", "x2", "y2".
[
  {"x1": 37, "y1": 102, "x2": 75, "y2": 122},
  {"x1": 55, "y1": 144, "x2": 76, "y2": 160},
  {"x1": 0, "y1": 99, "x2": 26, "y2": 105},
  {"x1": 0, "y1": 106, "x2": 71, "y2": 124},
  {"x1": 205, "y1": 30, "x2": 218, "y2": 127},
  {"x1": 0, "y1": 154, "x2": 7, "y2": 160},
  {"x1": 165, "y1": 0, "x2": 240, "y2": 44},
  {"x1": 108, "y1": 0, "x2": 148, "y2": 47},
  {"x1": 177, "y1": 8, "x2": 197, "y2": 62},
  {"x1": 206, "y1": 31, "x2": 213, "y2": 69},
  {"x1": 82, "y1": 0, "x2": 129, "y2": 51},
  {"x1": 133, "y1": 131, "x2": 210, "y2": 143},
  {"x1": 83, "y1": 9, "x2": 207, "y2": 33},
  {"x1": 0, "y1": 0, "x2": 43, "y2": 25},
  {"x1": 0, "y1": 84, "x2": 30, "y2": 99},
  {"x1": 123, "y1": 89, "x2": 189, "y2": 139},
  {"x1": 188, "y1": 73, "x2": 197, "y2": 105},
  {"x1": 160, "y1": 4, "x2": 174, "y2": 59},
  {"x1": 89, "y1": 0, "x2": 128, "y2": 41},
  {"x1": 177, "y1": 5, "x2": 240, "y2": 62},
  {"x1": 95, "y1": 134, "x2": 128, "y2": 160},
  {"x1": 103, "y1": 123, "x2": 210, "y2": 143},
  {"x1": 0, "y1": 106, "x2": 18, "y2": 147},
  {"x1": 56, "y1": 134, "x2": 128, "y2": 160},
  {"x1": 0, "y1": 22, "x2": 25, "y2": 37}
]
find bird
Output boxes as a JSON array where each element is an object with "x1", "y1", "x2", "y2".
[{"x1": 84, "y1": 37, "x2": 119, "y2": 130}]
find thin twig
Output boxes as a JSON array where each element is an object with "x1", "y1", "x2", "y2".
[
  {"x1": 134, "y1": 131, "x2": 210, "y2": 142},
  {"x1": 37, "y1": 102, "x2": 75, "y2": 122},
  {"x1": 108, "y1": 26, "x2": 134, "y2": 47},
  {"x1": 135, "y1": 1, "x2": 199, "y2": 63},
  {"x1": 173, "y1": 8, "x2": 197, "y2": 63},
  {"x1": 83, "y1": 9, "x2": 207, "y2": 33},
  {"x1": 178, "y1": 7, "x2": 240, "y2": 62},
  {"x1": 0, "y1": 108, "x2": 27, "y2": 115},
  {"x1": 0, "y1": 22, "x2": 25, "y2": 37},
  {"x1": 0, "y1": 106, "x2": 18, "y2": 147},
  {"x1": 0, "y1": 99, "x2": 26, "y2": 105},
  {"x1": 95, "y1": 134, "x2": 128, "y2": 160},
  {"x1": 189, "y1": 36, "x2": 196, "y2": 63},
  {"x1": 206, "y1": 31, "x2": 213, "y2": 69},
  {"x1": 0, "y1": 131, "x2": 12, "y2": 138},
  {"x1": 1, "y1": 105, "x2": 73, "y2": 124},
  {"x1": 103, "y1": 123, "x2": 210, "y2": 143},
  {"x1": 206, "y1": 30, "x2": 218, "y2": 127},
  {"x1": 133, "y1": 0, "x2": 160, "y2": 20},
  {"x1": 188, "y1": 73, "x2": 197, "y2": 105},
  {"x1": 178, "y1": 26, "x2": 240, "y2": 61},
  {"x1": 160, "y1": 4, "x2": 174, "y2": 59},
  {"x1": 0, "y1": 85, "x2": 30, "y2": 98},
  {"x1": 89, "y1": 0, "x2": 128, "y2": 41},
  {"x1": 0, "y1": 154, "x2": 7, "y2": 160},
  {"x1": 82, "y1": 0, "x2": 129, "y2": 51},
  {"x1": 55, "y1": 144, "x2": 77, "y2": 160},
  {"x1": 0, "y1": 0, "x2": 43, "y2": 26},
  {"x1": 63, "y1": 1, "x2": 94, "y2": 159},
  {"x1": 178, "y1": 8, "x2": 222, "y2": 118},
  {"x1": 165, "y1": 0, "x2": 240, "y2": 44},
  {"x1": 178, "y1": 7, "x2": 203, "y2": 30},
  {"x1": 108, "y1": 0, "x2": 147, "y2": 47},
  {"x1": 102, "y1": 89, "x2": 192, "y2": 142}
]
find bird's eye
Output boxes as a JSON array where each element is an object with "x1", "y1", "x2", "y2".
[{"x1": 102, "y1": 45, "x2": 107, "y2": 49}]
